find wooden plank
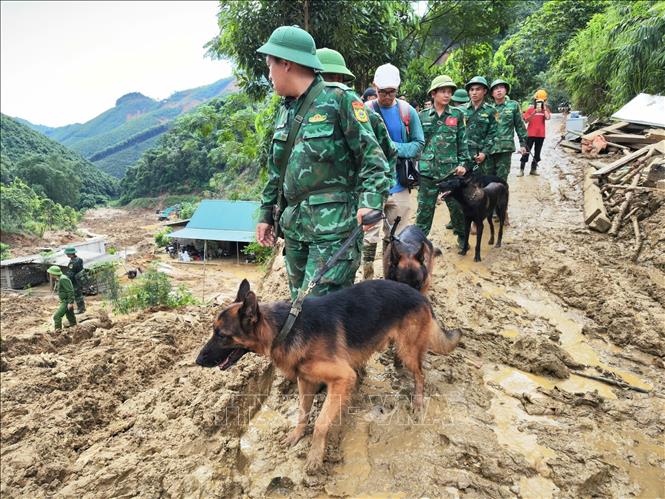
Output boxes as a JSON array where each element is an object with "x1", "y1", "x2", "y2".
[
  {"x1": 583, "y1": 167, "x2": 611, "y2": 232},
  {"x1": 560, "y1": 140, "x2": 582, "y2": 152},
  {"x1": 604, "y1": 133, "x2": 659, "y2": 144},
  {"x1": 653, "y1": 140, "x2": 665, "y2": 155},
  {"x1": 591, "y1": 145, "x2": 652, "y2": 177},
  {"x1": 582, "y1": 121, "x2": 629, "y2": 140}
]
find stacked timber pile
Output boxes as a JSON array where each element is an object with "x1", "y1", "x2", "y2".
[{"x1": 562, "y1": 95, "x2": 665, "y2": 261}]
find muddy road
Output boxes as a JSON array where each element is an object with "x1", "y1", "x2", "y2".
[{"x1": 1, "y1": 116, "x2": 663, "y2": 498}]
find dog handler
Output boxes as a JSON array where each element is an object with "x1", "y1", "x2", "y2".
[
  {"x1": 255, "y1": 26, "x2": 391, "y2": 300},
  {"x1": 416, "y1": 75, "x2": 472, "y2": 249},
  {"x1": 47, "y1": 265, "x2": 77, "y2": 331}
]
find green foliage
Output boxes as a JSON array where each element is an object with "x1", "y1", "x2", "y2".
[
  {"x1": 112, "y1": 268, "x2": 198, "y2": 314},
  {"x1": 0, "y1": 243, "x2": 11, "y2": 260},
  {"x1": 154, "y1": 227, "x2": 173, "y2": 247},
  {"x1": 490, "y1": 0, "x2": 608, "y2": 100},
  {"x1": 1, "y1": 114, "x2": 118, "y2": 207},
  {"x1": 178, "y1": 201, "x2": 199, "y2": 220},
  {"x1": 206, "y1": 0, "x2": 415, "y2": 96},
  {"x1": 554, "y1": 0, "x2": 665, "y2": 116},
  {"x1": 121, "y1": 93, "x2": 274, "y2": 202},
  {"x1": 87, "y1": 261, "x2": 122, "y2": 303},
  {"x1": 0, "y1": 179, "x2": 79, "y2": 235},
  {"x1": 242, "y1": 241, "x2": 274, "y2": 266}
]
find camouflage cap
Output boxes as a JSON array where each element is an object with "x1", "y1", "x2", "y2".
[
  {"x1": 428, "y1": 75, "x2": 456, "y2": 94},
  {"x1": 257, "y1": 26, "x2": 324, "y2": 71},
  {"x1": 490, "y1": 78, "x2": 510, "y2": 94},
  {"x1": 465, "y1": 76, "x2": 489, "y2": 92},
  {"x1": 452, "y1": 88, "x2": 470, "y2": 103},
  {"x1": 316, "y1": 48, "x2": 354, "y2": 81}
]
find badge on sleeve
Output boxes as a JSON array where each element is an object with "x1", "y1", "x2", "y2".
[
  {"x1": 352, "y1": 101, "x2": 369, "y2": 123},
  {"x1": 445, "y1": 116, "x2": 458, "y2": 127}
]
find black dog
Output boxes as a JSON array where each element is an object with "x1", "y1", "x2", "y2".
[{"x1": 437, "y1": 174, "x2": 508, "y2": 262}]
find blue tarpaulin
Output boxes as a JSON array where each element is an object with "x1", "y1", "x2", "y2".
[{"x1": 168, "y1": 200, "x2": 259, "y2": 242}]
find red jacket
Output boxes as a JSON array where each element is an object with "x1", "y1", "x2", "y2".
[{"x1": 523, "y1": 106, "x2": 548, "y2": 138}]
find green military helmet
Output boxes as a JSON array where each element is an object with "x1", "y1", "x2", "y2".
[
  {"x1": 257, "y1": 25, "x2": 323, "y2": 71},
  {"x1": 465, "y1": 76, "x2": 489, "y2": 92},
  {"x1": 47, "y1": 265, "x2": 63, "y2": 276},
  {"x1": 64, "y1": 247, "x2": 76, "y2": 255},
  {"x1": 452, "y1": 88, "x2": 470, "y2": 104},
  {"x1": 316, "y1": 48, "x2": 354, "y2": 81},
  {"x1": 490, "y1": 78, "x2": 511, "y2": 94},
  {"x1": 428, "y1": 75, "x2": 456, "y2": 94}
]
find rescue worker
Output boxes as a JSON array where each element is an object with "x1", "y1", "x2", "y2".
[
  {"x1": 464, "y1": 76, "x2": 496, "y2": 175},
  {"x1": 451, "y1": 88, "x2": 471, "y2": 115},
  {"x1": 488, "y1": 78, "x2": 527, "y2": 182},
  {"x1": 47, "y1": 265, "x2": 76, "y2": 331},
  {"x1": 519, "y1": 88, "x2": 551, "y2": 176},
  {"x1": 416, "y1": 75, "x2": 472, "y2": 248},
  {"x1": 255, "y1": 26, "x2": 391, "y2": 300},
  {"x1": 316, "y1": 48, "x2": 398, "y2": 280},
  {"x1": 362, "y1": 63, "x2": 424, "y2": 279},
  {"x1": 64, "y1": 247, "x2": 85, "y2": 313}
]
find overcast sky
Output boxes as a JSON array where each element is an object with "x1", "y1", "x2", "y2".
[{"x1": 1, "y1": 1, "x2": 232, "y2": 127}]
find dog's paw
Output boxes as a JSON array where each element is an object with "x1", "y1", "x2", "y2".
[
  {"x1": 474, "y1": 256, "x2": 482, "y2": 262},
  {"x1": 495, "y1": 242, "x2": 502, "y2": 248},
  {"x1": 304, "y1": 449, "x2": 324, "y2": 474},
  {"x1": 282, "y1": 429, "x2": 305, "y2": 447},
  {"x1": 488, "y1": 238, "x2": 495, "y2": 245}
]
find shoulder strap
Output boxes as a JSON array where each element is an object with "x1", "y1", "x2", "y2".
[
  {"x1": 397, "y1": 99, "x2": 411, "y2": 136},
  {"x1": 277, "y1": 80, "x2": 326, "y2": 199}
]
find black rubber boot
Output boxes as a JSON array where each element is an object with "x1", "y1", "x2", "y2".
[
  {"x1": 517, "y1": 160, "x2": 526, "y2": 177},
  {"x1": 530, "y1": 162, "x2": 539, "y2": 175}
]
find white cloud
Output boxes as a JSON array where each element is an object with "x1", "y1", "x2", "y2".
[{"x1": 0, "y1": 1, "x2": 232, "y2": 127}]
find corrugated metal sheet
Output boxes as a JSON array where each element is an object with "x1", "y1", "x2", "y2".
[
  {"x1": 168, "y1": 227, "x2": 254, "y2": 242},
  {"x1": 167, "y1": 200, "x2": 260, "y2": 242},
  {"x1": 612, "y1": 93, "x2": 665, "y2": 127}
]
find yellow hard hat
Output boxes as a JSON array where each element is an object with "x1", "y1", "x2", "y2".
[{"x1": 535, "y1": 89, "x2": 548, "y2": 100}]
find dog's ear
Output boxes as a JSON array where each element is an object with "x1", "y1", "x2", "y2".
[
  {"x1": 416, "y1": 241, "x2": 430, "y2": 264},
  {"x1": 235, "y1": 279, "x2": 251, "y2": 302},
  {"x1": 239, "y1": 291, "x2": 259, "y2": 326}
]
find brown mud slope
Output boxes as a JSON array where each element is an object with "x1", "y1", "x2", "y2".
[{"x1": 2, "y1": 116, "x2": 664, "y2": 498}]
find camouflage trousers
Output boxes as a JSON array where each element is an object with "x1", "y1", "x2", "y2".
[
  {"x1": 53, "y1": 302, "x2": 76, "y2": 330},
  {"x1": 284, "y1": 235, "x2": 362, "y2": 301},
  {"x1": 416, "y1": 176, "x2": 465, "y2": 237},
  {"x1": 487, "y1": 152, "x2": 512, "y2": 181}
]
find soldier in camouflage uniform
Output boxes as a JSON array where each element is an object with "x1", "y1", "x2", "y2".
[
  {"x1": 464, "y1": 76, "x2": 496, "y2": 176},
  {"x1": 489, "y1": 79, "x2": 527, "y2": 181},
  {"x1": 47, "y1": 265, "x2": 77, "y2": 331},
  {"x1": 317, "y1": 48, "x2": 398, "y2": 280},
  {"x1": 255, "y1": 27, "x2": 390, "y2": 300},
  {"x1": 416, "y1": 75, "x2": 472, "y2": 248},
  {"x1": 451, "y1": 88, "x2": 470, "y2": 114},
  {"x1": 64, "y1": 247, "x2": 85, "y2": 313}
]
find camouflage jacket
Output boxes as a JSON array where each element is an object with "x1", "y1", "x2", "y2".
[
  {"x1": 463, "y1": 101, "x2": 496, "y2": 157},
  {"x1": 259, "y1": 76, "x2": 390, "y2": 242},
  {"x1": 56, "y1": 276, "x2": 75, "y2": 304},
  {"x1": 418, "y1": 105, "x2": 472, "y2": 179},
  {"x1": 492, "y1": 99, "x2": 527, "y2": 153},
  {"x1": 66, "y1": 256, "x2": 84, "y2": 281}
]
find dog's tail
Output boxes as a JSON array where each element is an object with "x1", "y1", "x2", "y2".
[{"x1": 429, "y1": 324, "x2": 462, "y2": 354}]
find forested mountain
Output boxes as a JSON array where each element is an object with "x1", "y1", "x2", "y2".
[
  {"x1": 0, "y1": 114, "x2": 118, "y2": 208},
  {"x1": 17, "y1": 77, "x2": 236, "y2": 178},
  {"x1": 119, "y1": 92, "x2": 277, "y2": 203}
]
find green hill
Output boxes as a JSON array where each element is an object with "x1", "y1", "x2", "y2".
[
  {"x1": 0, "y1": 114, "x2": 118, "y2": 208},
  {"x1": 18, "y1": 77, "x2": 236, "y2": 178}
]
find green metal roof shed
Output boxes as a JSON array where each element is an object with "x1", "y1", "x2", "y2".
[{"x1": 168, "y1": 200, "x2": 260, "y2": 242}]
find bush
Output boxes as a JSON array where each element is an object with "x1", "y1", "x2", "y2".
[
  {"x1": 112, "y1": 268, "x2": 197, "y2": 314},
  {"x1": 242, "y1": 241, "x2": 273, "y2": 266},
  {"x1": 155, "y1": 227, "x2": 173, "y2": 247},
  {"x1": 0, "y1": 243, "x2": 10, "y2": 260}
]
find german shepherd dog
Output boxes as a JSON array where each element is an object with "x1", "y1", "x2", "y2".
[
  {"x1": 383, "y1": 223, "x2": 440, "y2": 294},
  {"x1": 196, "y1": 279, "x2": 461, "y2": 472},
  {"x1": 437, "y1": 174, "x2": 509, "y2": 262}
]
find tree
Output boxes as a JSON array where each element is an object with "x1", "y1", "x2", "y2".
[
  {"x1": 14, "y1": 154, "x2": 81, "y2": 207},
  {"x1": 205, "y1": 0, "x2": 415, "y2": 97}
]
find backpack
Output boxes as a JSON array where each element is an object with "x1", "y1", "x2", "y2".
[{"x1": 371, "y1": 99, "x2": 420, "y2": 190}]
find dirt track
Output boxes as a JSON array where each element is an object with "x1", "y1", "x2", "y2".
[{"x1": 1, "y1": 116, "x2": 664, "y2": 498}]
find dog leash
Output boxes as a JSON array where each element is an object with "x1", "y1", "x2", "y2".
[{"x1": 275, "y1": 210, "x2": 384, "y2": 344}]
